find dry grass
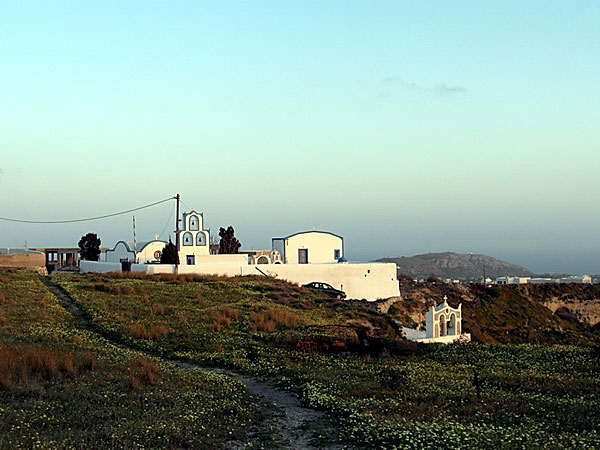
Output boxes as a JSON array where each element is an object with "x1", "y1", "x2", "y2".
[
  {"x1": 128, "y1": 358, "x2": 159, "y2": 389},
  {"x1": 103, "y1": 271, "x2": 238, "y2": 283},
  {"x1": 211, "y1": 307, "x2": 240, "y2": 332},
  {"x1": 151, "y1": 304, "x2": 165, "y2": 316},
  {"x1": 251, "y1": 307, "x2": 299, "y2": 332},
  {"x1": 0, "y1": 344, "x2": 96, "y2": 390},
  {"x1": 178, "y1": 314, "x2": 189, "y2": 326},
  {"x1": 223, "y1": 307, "x2": 239, "y2": 320},
  {"x1": 87, "y1": 283, "x2": 135, "y2": 295},
  {"x1": 127, "y1": 324, "x2": 168, "y2": 340}
]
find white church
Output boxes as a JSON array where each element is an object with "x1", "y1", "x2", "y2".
[{"x1": 89, "y1": 209, "x2": 400, "y2": 301}]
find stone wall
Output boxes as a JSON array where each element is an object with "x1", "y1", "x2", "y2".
[{"x1": 0, "y1": 253, "x2": 47, "y2": 275}]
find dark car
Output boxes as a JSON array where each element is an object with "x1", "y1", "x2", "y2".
[{"x1": 303, "y1": 282, "x2": 346, "y2": 299}]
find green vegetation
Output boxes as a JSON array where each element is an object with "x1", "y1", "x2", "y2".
[
  {"x1": 54, "y1": 272, "x2": 600, "y2": 449},
  {"x1": 0, "y1": 269, "x2": 260, "y2": 449}
]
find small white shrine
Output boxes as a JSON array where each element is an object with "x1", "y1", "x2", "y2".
[{"x1": 405, "y1": 296, "x2": 471, "y2": 344}]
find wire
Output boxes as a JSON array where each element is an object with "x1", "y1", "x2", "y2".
[
  {"x1": 158, "y1": 201, "x2": 176, "y2": 241},
  {"x1": 180, "y1": 199, "x2": 194, "y2": 213},
  {"x1": 0, "y1": 196, "x2": 176, "y2": 224}
]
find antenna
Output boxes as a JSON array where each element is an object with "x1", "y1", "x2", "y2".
[{"x1": 132, "y1": 215, "x2": 138, "y2": 263}]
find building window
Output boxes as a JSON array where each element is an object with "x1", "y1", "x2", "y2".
[
  {"x1": 183, "y1": 232, "x2": 193, "y2": 246},
  {"x1": 334, "y1": 249, "x2": 341, "y2": 259},
  {"x1": 298, "y1": 249, "x2": 308, "y2": 264},
  {"x1": 189, "y1": 215, "x2": 199, "y2": 231},
  {"x1": 196, "y1": 231, "x2": 206, "y2": 246},
  {"x1": 186, "y1": 255, "x2": 195, "y2": 265}
]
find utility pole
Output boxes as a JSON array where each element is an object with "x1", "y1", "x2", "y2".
[{"x1": 175, "y1": 193, "x2": 180, "y2": 273}]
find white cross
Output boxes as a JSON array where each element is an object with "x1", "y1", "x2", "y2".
[{"x1": 154, "y1": 233, "x2": 159, "y2": 240}]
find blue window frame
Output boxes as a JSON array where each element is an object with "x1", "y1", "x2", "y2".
[{"x1": 196, "y1": 231, "x2": 206, "y2": 246}]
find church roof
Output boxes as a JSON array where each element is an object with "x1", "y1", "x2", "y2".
[
  {"x1": 115, "y1": 240, "x2": 166, "y2": 253},
  {"x1": 436, "y1": 301, "x2": 449, "y2": 311}
]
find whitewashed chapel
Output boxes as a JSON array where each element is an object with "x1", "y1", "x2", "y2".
[{"x1": 404, "y1": 296, "x2": 471, "y2": 344}]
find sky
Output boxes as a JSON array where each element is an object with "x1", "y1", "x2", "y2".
[{"x1": 1, "y1": 1, "x2": 599, "y2": 274}]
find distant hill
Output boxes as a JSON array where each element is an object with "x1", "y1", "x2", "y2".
[{"x1": 376, "y1": 252, "x2": 534, "y2": 280}]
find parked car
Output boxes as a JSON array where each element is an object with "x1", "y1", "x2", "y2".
[{"x1": 302, "y1": 282, "x2": 346, "y2": 299}]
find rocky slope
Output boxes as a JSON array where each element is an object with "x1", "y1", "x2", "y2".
[
  {"x1": 387, "y1": 282, "x2": 600, "y2": 345},
  {"x1": 376, "y1": 252, "x2": 534, "y2": 279}
]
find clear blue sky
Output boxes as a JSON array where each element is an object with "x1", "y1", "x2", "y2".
[{"x1": 1, "y1": 1, "x2": 599, "y2": 274}]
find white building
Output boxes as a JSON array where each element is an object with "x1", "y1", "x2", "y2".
[
  {"x1": 496, "y1": 275, "x2": 592, "y2": 285},
  {"x1": 556, "y1": 275, "x2": 592, "y2": 284},
  {"x1": 496, "y1": 276, "x2": 530, "y2": 285},
  {"x1": 105, "y1": 240, "x2": 167, "y2": 264},
  {"x1": 404, "y1": 297, "x2": 471, "y2": 344},
  {"x1": 272, "y1": 230, "x2": 343, "y2": 264},
  {"x1": 85, "y1": 218, "x2": 400, "y2": 301},
  {"x1": 179, "y1": 210, "x2": 210, "y2": 265}
]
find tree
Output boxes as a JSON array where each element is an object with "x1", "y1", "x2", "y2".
[
  {"x1": 78, "y1": 233, "x2": 101, "y2": 261},
  {"x1": 218, "y1": 226, "x2": 241, "y2": 254},
  {"x1": 160, "y1": 239, "x2": 179, "y2": 264},
  {"x1": 426, "y1": 274, "x2": 442, "y2": 284}
]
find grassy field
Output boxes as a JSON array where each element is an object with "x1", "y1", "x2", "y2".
[
  {"x1": 54, "y1": 272, "x2": 600, "y2": 449},
  {"x1": 0, "y1": 269, "x2": 263, "y2": 449}
]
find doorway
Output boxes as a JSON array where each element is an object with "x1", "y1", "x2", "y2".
[{"x1": 298, "y1": 249, "x2": 308, "y2": 264}]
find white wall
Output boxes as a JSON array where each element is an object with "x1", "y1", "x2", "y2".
[
  {"x1": 104, "y1": 242, "x2": 134, "y2": 263},
  {"x1": 81, "y1": 259, "x2": 399, "y2": 301},
  {"x1": 80, "y1": 261, "x2": 122, "y2": 273},
  {"x1": 244, "y1": 263, "x2": 398, "y2": 299},
  {"x1": 281, "y1": 232, "x2": 343, "y2": 264},
  {"x1": 175, "y1": 262, "x2": 398, "y2": 300}
]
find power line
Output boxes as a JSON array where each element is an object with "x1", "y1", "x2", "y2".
[
  {"x1": 158, "y1": 201, "x2": 176, "y2": 241},
  {"x1": 0, "y1": 196, "x2": 176, "y2": 224}
]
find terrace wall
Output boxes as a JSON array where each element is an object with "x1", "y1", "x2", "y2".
[{"x1": 81, "y1": 260, "x2": 399, "y2": 300}]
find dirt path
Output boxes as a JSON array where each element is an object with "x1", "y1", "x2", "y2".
[{"x1": 41, "y1": 276, "x2": 343, "y2": 450}]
